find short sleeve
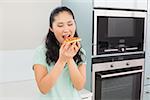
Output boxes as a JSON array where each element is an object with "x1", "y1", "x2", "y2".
[
  {"x1": 33, "y1": 45, "x2": 47, "y2": 68},
  {"x1": 78, "y1": 48, "x2": 87, "y2": 65}
]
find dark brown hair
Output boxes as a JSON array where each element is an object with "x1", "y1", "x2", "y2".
[{"x1": 45, "y1": 6, "x2": 84, "y2": 65}]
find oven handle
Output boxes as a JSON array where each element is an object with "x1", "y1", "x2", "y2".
[{"x1": 101, "y1": 70, "x2": 144, "y2": 78}]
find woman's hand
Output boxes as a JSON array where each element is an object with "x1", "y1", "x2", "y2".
[
  {"x1": 59, "y1": 41, "x2": 81, "y2": 62},
  {"x1": 66, "y1": 41, "x2": 80, "y2": 58}
]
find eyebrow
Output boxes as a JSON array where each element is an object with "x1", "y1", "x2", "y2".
[
  {"x1": 57, "y1": 20, "x2": 73, "y2": 24},
  {"x1": 67, "y1": 20, "x2": 73, "y2": 23},
  {"x1": 57, "y1": 22, "x2": 63, "y2": 25}
]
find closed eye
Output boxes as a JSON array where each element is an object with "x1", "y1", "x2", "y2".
[
  {"x1": 68, "y1": 23, "x2": 73, "y2": 26},
  {"x1": 57, "y1": 24, "x2": 63, "y2": 27}
]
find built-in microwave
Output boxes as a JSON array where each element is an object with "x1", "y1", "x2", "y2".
[{"x1": 93, "y1": 9, "x2": 147, "y2": 56}]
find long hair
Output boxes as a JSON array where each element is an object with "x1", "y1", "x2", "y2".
[{"x1": 45, "y1": 6, "x2": 84, "y2": 65}]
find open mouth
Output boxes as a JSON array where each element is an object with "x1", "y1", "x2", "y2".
[{"x1": 62, "y1": 34, "x2": 71, "y2": 39}]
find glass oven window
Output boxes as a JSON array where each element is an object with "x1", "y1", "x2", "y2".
[{"x1": 96, "y1": 73, "x2": 142, "y2": 100}]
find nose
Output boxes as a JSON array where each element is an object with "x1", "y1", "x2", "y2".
[
  {"x1": 63, "y1": 25, "x2": 70, "y2": 33},
  {"x1": 63, "y1": 29, "x2": 69, "y2": 33}
]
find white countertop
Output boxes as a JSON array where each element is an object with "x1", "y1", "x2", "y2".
[{"x1": 79, "y1": 89, "x2": 93, "y2": 99}]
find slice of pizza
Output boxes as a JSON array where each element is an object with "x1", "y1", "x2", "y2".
[{"x1": 64, "y1": 37, "x2": 81, "y2": 43}]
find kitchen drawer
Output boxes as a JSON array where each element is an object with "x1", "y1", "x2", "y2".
[{"x1": 143, "y1": 85, "x2": 150, "y2": 100}]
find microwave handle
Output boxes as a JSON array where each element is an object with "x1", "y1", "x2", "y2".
[{"x1": 100, "y1": 70, "x2": 143, "y2": 78}]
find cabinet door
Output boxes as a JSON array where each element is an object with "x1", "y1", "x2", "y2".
[
  {"x1": 145, "y1": 0, "x2": 150, "y2": 85},
  {"x1": 144, "y1": 56, "x2": 150, "y2": 85},
  {"x1": 93, "y1": 0, "x2": 147, "y2": 10},
  {"x1": 143, "y1": 85, "x2": 150, "y2": 100}
]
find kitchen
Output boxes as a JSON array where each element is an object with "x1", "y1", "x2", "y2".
[{"x1": 0, "y1": 0, "x2": 150, "y2": 100}]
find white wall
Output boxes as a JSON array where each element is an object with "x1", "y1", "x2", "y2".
[{"x1": 0, "y1": 0, "x2": 61, "y2": 83}]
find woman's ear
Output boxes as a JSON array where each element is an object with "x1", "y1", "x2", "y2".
[{"x1": 49, "y1": 27, "x2": 53, "y2": 32}]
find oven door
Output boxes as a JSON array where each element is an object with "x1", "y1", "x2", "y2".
[{"x1": 95, "y1": 66, "x2": 143, "y2": 100}]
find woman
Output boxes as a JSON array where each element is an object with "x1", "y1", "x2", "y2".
[{"x1": 33, "y1": 6, "x2": 86, "y2": 100}]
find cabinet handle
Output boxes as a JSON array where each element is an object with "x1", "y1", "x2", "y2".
[
  {"x1": 145, "y1": 91, "x2": 150, "y2": 94},
  {"x1": 147, "y1": 77, "x2": 150, "y2": 79},
  {"x1": 82, "y1": 97, "x2": 89, "y2": 99}
]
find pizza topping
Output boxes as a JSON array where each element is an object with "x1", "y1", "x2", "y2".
[{"x1": 64, "y1": 37, "x2": 81, "y2": 43}]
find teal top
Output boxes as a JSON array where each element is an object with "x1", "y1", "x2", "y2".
[{"x1": 33, "y1": 44, "x2": 86, "y2": 100}]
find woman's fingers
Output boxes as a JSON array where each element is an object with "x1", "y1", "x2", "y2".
[
  {"x1": 61, "y1": 41, "x2": 80, "y2": 58},
  {"x1": 61, "y1": 42, "x2": 70, "y2": 51},
  {"x1": 64, "y1": 42, "x2": 70, "y2": 50},
  {"x1": 76, "y1": 41, "x2": 81, "y2": 49},
  {"x1": 71, "y1": 42, "x2": 80, "y2": 52},
  {"x1": 60, "y1": 42, "x2": 66, "y2": 50}
]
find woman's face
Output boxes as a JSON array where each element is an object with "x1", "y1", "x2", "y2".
[{"x1": 50, "y1": 11, "x2": 76, "y2": 44}]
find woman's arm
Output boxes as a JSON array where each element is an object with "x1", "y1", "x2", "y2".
[
  {"x1": 33, "y1": 42, "x2": 71, "y2": 94},
  {"x1": 67, "y1": 59, "x2": 86, "y2": 90},
  {"x1": 33, "y1": 58, "x2": 66, "y2": 95}
]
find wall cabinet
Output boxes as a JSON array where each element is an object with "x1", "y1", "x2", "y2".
[{"x1": 93, "y1": 0, "x2": 147, "y2": 10}]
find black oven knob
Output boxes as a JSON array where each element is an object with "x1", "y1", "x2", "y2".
[
  {"x1": 126, "y1": 62, "x2": 130, "y2": 66},
  {"x1": 110, "y1": 64, "x2": 114, "y2": 68}
]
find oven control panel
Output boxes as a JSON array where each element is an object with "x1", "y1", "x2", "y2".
[{"x1": 92, "y1": 58, "x2": 144, "y2": 71}]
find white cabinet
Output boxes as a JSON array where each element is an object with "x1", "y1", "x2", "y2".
[
  {"x1": 143, "y1": 85, "x2": 150, "y2": 100},
  {"x1": 93, "y1": 0, "x2": 147, "y2": 10},
  {"x1": 0, "y1": 80, "x2": 93, "y2": 100},
  {"x1": 144, "y1": 56, "x2": 150, "y2": 85},
  {"x1": 144, "y1": 0, "x2": 150, "y2": 86},
  {"x1": 143, "y1": 0, "x2": 150, "y2": 100},
  {"x1": 0, "y1": 80, "x2": 39, "y2": 99}
]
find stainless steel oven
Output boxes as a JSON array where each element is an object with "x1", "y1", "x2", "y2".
[
  {"x1": 93, "y1": 9, "x2": 147, "y2": 55},
  {"x1": 92, "y1": 54, "x2": 145, "y2": 100}
]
